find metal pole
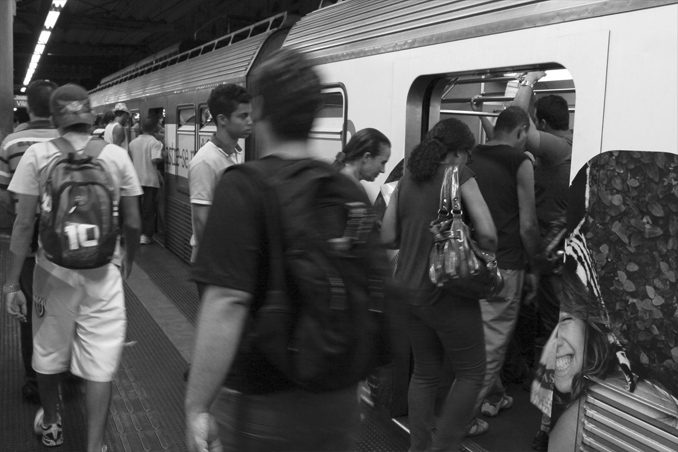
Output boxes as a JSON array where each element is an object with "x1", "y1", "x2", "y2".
[
  {"x1": 443, "y1": 88, "x2": 576, "y2": 104},
  {"x1": 0, "y1": 0, "x2": 16, "y2": 142}
]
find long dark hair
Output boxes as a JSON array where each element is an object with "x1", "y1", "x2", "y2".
[
  {"x1": 407, "y1": 118, "x2": 475, "y2": 182},
  {"x1": 333, "y1": 128, "x2": 390, "y2": 169},
  {"x1": 558, "y1": 272, "x2": 616, "y2": 403}
]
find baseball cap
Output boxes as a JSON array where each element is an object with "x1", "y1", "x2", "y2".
[
  {"x1": 114, "y1": 102, "x2": 130, "y2": 114},
  {"x1": 50, "y1": 84, "x2": 95, "y2": 128}
]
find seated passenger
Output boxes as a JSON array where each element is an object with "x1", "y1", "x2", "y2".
[{"x1": 333, "y1": 128, "x2": 392, "y2": 186}]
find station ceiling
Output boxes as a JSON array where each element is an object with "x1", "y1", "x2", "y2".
[{"x1": 12, "y1": 0, "x2": 325, "y2": 95}]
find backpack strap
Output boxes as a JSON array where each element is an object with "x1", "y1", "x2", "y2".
[{"x1": 51, "y1": 136, "x2": 108, "y2": 160}]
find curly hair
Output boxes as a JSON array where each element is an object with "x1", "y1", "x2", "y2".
[
  {"x1": 208, "y1": 83, "x2": 252, "y2": 120},
  {"x1": 406, "y1": 118, "x2": 475, "y2": 182}
]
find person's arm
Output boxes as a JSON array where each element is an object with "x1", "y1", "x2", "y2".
[
  {"x1": 112, "y1": 123, "x2": 126, "y2": 147},
  {"x1": 119, "y1": 195, "x2": 141, "y2": 278},
  {"x1": 185, "y1": 285, "x2": 252, "y2": 452},
  {"x1": 151, "y1": 139, "x2": 163, "y2": 165},
  {"x1": 380, "y1": 185, "x2": 399, "y2": 249},
  {"x1": 512, "y1": 71, "x2": 546, "y2": 153},
  {"x1": 471, "y1": 95, "x2": 494, "y2": 141},
  {"x1": 461, "y1": 177, "x2": 497, "y2": 253},
  {"x1": 516, "y1": 159, "x2": 541, "y2": 301},
  {"x1": 191, "y1": 204, "x2": 210, "y2": 248},
  {"x1": 3, "y1": 193, "x2": 39, "y2": 322}
]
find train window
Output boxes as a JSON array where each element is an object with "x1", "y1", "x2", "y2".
[
  {"x1": 308, "y1": 86, "x2": 346, "y2": 162},
  {"x1": 198, "y1": 105, "x2": 215, "y2": 148},
  {"x1": 435, "y1": 67, "x2": 575, "y2": 146},
  {"x1": 215, "y1": 36, "x2": 231, "y2": 51},
  {"x1": 130, "y1": 110, "x2": 141, "y2": 141}
]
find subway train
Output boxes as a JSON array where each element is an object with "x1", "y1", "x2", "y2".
[{"x1": 88, "y1": 1, "x2": 678, "y2": 450}]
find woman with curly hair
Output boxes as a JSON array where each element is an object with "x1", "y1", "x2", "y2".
[
  {"x1": 381, "y1": 118, "x2": 497, "y2": 451},
  {"x1": 547, "y1": 271, "x2": 678, "y2": 451},
  {"x1": 332, "y1": 128, "x2": 391, "y2": 184}
]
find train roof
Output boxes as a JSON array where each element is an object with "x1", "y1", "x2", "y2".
[
  {"x1": 90, "y1": 12, "x2": 296, "y2": 106},
  {"x1": 284, "y1": 0, "x2": 677, "y2": 64}
]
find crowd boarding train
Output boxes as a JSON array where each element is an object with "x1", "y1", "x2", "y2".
[{"x1": 90, "y1": 1, "x2": 678, "y2": 449}]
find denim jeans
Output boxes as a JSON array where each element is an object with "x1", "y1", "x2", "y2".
[
  {"x1": 407, "y1": 294, "x2": 486, "y2": 451},
  {"x1": 140, "y1": 186, "x2": 158, "y2": 237},
  {"x1": 211, "y1": 385, "x2": 360, "y2": 451},
  {"x1": 477, "y1": 268, "x2": 525, "y2": 406}
]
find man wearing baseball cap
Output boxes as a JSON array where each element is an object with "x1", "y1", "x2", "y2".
[
  {"x1": 104, "y1": 101, "x2": 131, "y2": 150},
  {"x1": 3, "y1": 84, "x2": 142, "y2": 452}
]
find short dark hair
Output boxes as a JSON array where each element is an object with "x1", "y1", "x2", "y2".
[
  {"x1": 141, "y1": 117, "x2": 159, "y2": 134},
  {"x1": 26, "y1": 80, "x2": 58, "y2": 118},
  {"x1": 208, "y1": 84, "x2": 252, "y2": 121},
  {"x1": 251, "y1": 48, "x2": 321, "y2": 141},
  {"x1": 494, "y1": 106, "x2": 530, "y2": 135},
  {"x1": 535, "y1": 95, "x2": 569, "y2": 130},
  {"x1": 407, "y1": 118, "x2": 475, "y2": 182},
  {"x1": 103, "y1": 110, "x2": 115, "y2": 124},
  {"x1": 334, "y1": 128, "x2": 391, "y2": 169}
]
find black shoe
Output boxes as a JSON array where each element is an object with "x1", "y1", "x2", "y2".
[
  {"x1": 22, "y1": 379, "x2": 41, "y2": 404},
  {"x1": 532, "y1": 430, "x2": 549, "y2": 452}
]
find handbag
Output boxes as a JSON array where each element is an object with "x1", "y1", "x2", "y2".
[{"x1": 428, "y1": 164, "x2": 503, "y2": 299}]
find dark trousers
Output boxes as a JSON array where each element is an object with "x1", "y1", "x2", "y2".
[
  {"x1": 140, "y1": 186, "x2": 158, "y2": 237},
  {"x1": 19, "y1": 257, "x2": 36, "y2": 379}
]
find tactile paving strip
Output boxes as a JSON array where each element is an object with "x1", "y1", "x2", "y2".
[
  {"x1": 133, "y1": 244, "x2": 200, "y2": 325},
  {"x1": 109, "y1": 284, "x2": 189, "y2": 452}
]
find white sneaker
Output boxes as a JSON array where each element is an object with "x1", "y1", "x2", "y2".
[
  {"x1": 140, "y1": 235, "x2": 152, "y2": 245},
  {"x1": 34, "y1": 407, "x2": 63, "y2": 447}
]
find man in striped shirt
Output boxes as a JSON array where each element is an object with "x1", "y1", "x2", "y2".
[{"x1": 0, "y1": 79, "x2": 59, "y2": 404}]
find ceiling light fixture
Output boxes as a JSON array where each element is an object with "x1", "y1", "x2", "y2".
[{"x1": 21, "y1": 0, "x2": 68, "y2": 88}]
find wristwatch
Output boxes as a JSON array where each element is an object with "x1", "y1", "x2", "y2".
[
  {"x1": 520, "y1": 78, "x2": 536, "y2": 88},
  {"x1": 3, "y1": 283, "x2": 21, "y2": 294}
]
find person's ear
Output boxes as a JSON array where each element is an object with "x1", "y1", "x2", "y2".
[{"x1": 362, "y1": 152, "x2": 372, "y2": 163}]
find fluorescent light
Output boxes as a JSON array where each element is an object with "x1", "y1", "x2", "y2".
[
  {"x1": 21, "y1": 0, "x2": 68, "y2": 89},
  {"x1": 20, "y1": 87, "x2": 27, "y2": 93},
  {"x1": 44, "y1": 11, "x2": 60, "y2": 29},
  {"x1": 38, "y1": 31, "x2": 51, "y2": 45}
]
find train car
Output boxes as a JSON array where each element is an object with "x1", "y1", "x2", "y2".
[
  {"x1": 90, "y1": 1, "x2": 677, "y2": 449},
  {"x1": 90, "y1": 12, "x2": 298, "y2": 262}
]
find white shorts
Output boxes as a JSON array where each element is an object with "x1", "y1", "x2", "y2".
[{"x1": 31, "y1": 257, "x2": 126, "y2": 382}]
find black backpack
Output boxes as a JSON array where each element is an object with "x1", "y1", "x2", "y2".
[
  {"x1": 39, "y1": 137, "x2": 119, "y2": 269},
  {"x1": 235, "y1": 158, "x2": 390, "y2": 392}
]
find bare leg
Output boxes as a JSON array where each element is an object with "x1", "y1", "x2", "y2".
[
  {"x1": 36, "y1": 372, "x2": 61, "y2": 424},
  {"x1": 86, "y1": 380, "x2": 111, "y2": 452}
]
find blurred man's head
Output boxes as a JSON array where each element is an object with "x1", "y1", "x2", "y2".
[
  {"x1": 50, "y1": 84, "x2": 96, "y2": 132},
  {"x1": 26, "y1": 80, "x2": 59, "y2": 119},
  {"x1": 534, "y1": 95, "x2": 569, "y2": 131},
  {"x1": 251, "y1": 48, "x2": 321, "y2": 142}
]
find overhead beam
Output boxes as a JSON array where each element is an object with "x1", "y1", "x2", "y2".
[{"x1": 60, "y1": 14, "x2": 176, "y2": 33}]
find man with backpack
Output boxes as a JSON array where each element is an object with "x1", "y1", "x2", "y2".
[
  {"x1": 185, "y1": 48, "x2": 387, "y2": 452},
  {"x1": 3, "y1": 84, "x2": 142, "y2": 452},
  {"x1": 1, "y1": 79, "x2": 60, "y2": 404}
]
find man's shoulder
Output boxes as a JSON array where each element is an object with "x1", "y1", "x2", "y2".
[{"x1": 1, "y1": 129, "x2": 59, "y2": 153}]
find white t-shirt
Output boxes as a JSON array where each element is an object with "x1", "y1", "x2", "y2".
[
  {"x1": 188, "y1": 140, "x2": 240, "y2": 259},
  {"x1": 8, "y1": 133, "x2": 143, "y2": 275},
  {"x1": 128, "y1": 134, "x2": 163, "y2": 188}
]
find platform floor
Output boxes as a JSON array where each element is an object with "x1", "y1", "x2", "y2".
[{"x1": 1, "y1": 235, "x2": 542, "y2": 451}]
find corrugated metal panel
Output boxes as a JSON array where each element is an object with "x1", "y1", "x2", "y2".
[
  {"x1": 166, "y1": 195, "x2": 193, "y2": 264},
  {"x1": 284, "y1": 0, "x2": 677, "y2": 63},
  {"x1": 91, "y1": 32, "x2": 270, "y2": 107}
]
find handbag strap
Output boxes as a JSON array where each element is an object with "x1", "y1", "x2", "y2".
[{"x1": 437, "y1": 164, "x2": 463, "y2": 218}]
